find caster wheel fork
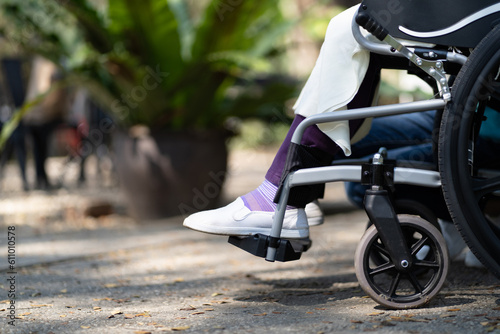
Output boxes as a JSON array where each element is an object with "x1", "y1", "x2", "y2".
[{"x1": 355, "y1": 214, "x2": 449, "y2": 309}]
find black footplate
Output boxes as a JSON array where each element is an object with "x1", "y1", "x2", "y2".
[{"x1": 228, "y1": 234, "x2": 312, "y2": 262}]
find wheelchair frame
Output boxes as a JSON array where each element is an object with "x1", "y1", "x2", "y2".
[{"x1": 228, "y1": 5, "x2": 500, "y2": 309}]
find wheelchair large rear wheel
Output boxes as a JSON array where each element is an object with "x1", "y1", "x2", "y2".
[{"x1": 439, "y1": 25, "x2": 500, "y2": 278}]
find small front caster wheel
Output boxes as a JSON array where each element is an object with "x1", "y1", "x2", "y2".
[{"x1": 355, "y1": 215, "x2": 449, "y2": 309}]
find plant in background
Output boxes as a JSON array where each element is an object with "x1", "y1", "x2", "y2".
[
  {"x1": 0, "y1": 0, "x2": 298, "y2": 133},
  {"x1": 0, "y1": 0, "x2": 300, "y2": 219}
]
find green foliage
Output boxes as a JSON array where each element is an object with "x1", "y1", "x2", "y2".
[{"x1": 0, "y1": 0, "x2": 298, "y2": 131}]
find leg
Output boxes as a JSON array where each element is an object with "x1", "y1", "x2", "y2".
[
  {"x1": 183, "y1": 59, "x2": 381, "y2": 238},
  {"x1": 12, "y1": 124, "x2": 29, "y2": 191},
  {"x1": 183, "y1": 6, "x2": 380, "y2": 238}
]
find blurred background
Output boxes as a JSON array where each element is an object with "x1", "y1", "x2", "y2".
[{"x1": 0, "y1": 0, "x2": 433, "y2": 227}]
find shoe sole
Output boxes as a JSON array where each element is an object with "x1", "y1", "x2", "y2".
[
  {"x1": 308, "y1": 216, "x2": 324, "y2": 226},
  {"x1": 183, "y1": 219, "x2": 309, "y2": 239}
]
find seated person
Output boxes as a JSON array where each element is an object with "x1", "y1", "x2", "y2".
[
  {"x1": 184, "y1": 5, "x2": 378, "y2": 239},
  {"x1": 183, "y1": 4, "x2": 498, "y2": 271}
]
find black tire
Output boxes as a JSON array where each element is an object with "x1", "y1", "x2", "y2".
[
  {"x1": 366, "y1": 199, "x2": 439, "y2": 267},
  {"x1": 355, "y1": 215, "x2": 449, "y2": 309},
  {"x1": 439, "y1": 24, "x2": 500, "y2": 278}
]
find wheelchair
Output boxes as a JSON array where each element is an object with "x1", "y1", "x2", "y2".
[{"x1": 228, "y1": 0, "x2": 500, "y2": 309}]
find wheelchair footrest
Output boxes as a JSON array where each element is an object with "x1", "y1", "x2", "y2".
[{"x1": 228, "y1": 234, "x2": 311, "y2": 262}]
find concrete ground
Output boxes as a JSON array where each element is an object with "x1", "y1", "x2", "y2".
[{"x1": 0, "y1": 149, "x2": 499, "y2": 334}]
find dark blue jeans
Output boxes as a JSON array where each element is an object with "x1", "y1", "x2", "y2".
[{"x1": 342, "y1": 110, "x2": 451, "y2": 218}]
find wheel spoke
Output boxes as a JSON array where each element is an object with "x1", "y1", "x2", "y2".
[
  {"x1": 408, "y1": 272, "x2": 424, "y2": 294},
  {"x1": 369, "y1": 262, "x2": 396, "y2": 276},
  {"x1": 373, "y1": 242, "x2": 390, "y2": 258},
  {"x1": 410, "y1": 236, "x2": 428, "y2": 257},
  {"x1": 472, "y1": 175, "x2": 500, "y2": 200},
  {"x1": 489, "y1": 87, "x2": 500, "y2": 102},
  {"x1": 388, "y1": 272, "x2": 401, "y2": 297},
  {"x1": 414, "y1": 259, "x2": 440, "y2": 269}
]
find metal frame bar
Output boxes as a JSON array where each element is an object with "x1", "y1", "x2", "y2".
[
  {"x1": 351, "y1": 11, "x2": 468, "y2": 65},
  {"x1": 291, "y1": 99, "x2": 447, "y2": 145},
  {"x1": 265, "y1": 10, "x2": 469, "y2": 260},
  {"x1": 266, "y1": 99, "x2": 448, "y2": 261}
]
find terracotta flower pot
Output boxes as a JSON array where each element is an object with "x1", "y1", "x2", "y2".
[{"x1": 113, "y1": 127, "x2": 229, "y2": 220}]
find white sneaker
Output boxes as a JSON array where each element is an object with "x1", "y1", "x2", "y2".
[
  {"x1": 183, "y1": 197, "x2": 309, "y2": 239},
  {"x1": 438, "y1": 219, "x2": 467, "y2": 261},
  {"x1": 305, "y1": 200, "x2": 324, "y2": 226}
]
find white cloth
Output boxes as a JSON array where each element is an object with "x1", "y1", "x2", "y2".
[{"x1": 293, "y1": 5, "x2": 370, "y2": 156}]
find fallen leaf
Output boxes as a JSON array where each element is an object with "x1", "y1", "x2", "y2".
[
  {"x1": 81, "y1": 326, "x2": 90, "y2": 329},
  {"x1": 171, "y1": 326, "x2": 190, "y2": 331},
  {"x1": 93, "y1": 307, "x2": 102, "y2": 311},
  {"x1": 315, "y1": 308, "x2": 326, "y2": 310},
  {"x1": 30, "y1": 304, "x2": 53, "y2": 308},
  {"x1": 447, "y1": 308, "x2": 461, "y2": 312},
  {"x1": 180, "y1": 307, "x2": 196, "y2": 311},
  {"x1": 136, "y1": 312, "x2": 151, "y2": 317},
  {"x1": 103, "y1": 283, "x2": 118, "y2": 288},
  {"x1": 253, "y1": 313, "x2": 267, "y2": 316},
  {"x1": 19, "y1": 312, "x2": 31, "y2": 316},
  {"x1": 493, "y1": 307, "x2": 500, "y2": 311},
  {"x1": 272, "y1": 311, "x2": 282, "y2": 314},
  {"x1": 367, "y1": 312, "x2": 385, "y2": 316},
  {"x1": 204, "y1": 308, "x2": 214, "y2": 311},
  {"x1": 439, "y1": 314, "x2": 455, "y2": 318},
  {"x1": 111, "y1": 310, "x2": 123, "y2": 315},
  {"x1": 351, "y1": 320, "x2": 363, "y2": 324},
  {"x1": 191, "y1": 312, "x2": 205, "y2": 315},
  {"x1": 306, "y1": 312, "x2": 314, "y2": 314},
  {"x1": 124, "y1": 314, "x2": 135, "y2": 319},
  {"x1": 407, "y1": 318, "x2": 430, "y2": 323},
  {"x1": 211, "y1": 293, "x2": 223, "y2": 297},
  {"x1": 113, "y1": 298, "x2": 130, "y2": 303},
  {"x1": 60, "y1": 289, "x2": 67, "y2": 293},
  {"x1": 134, "y1": 331, "x2": 152, "y2": 334}
]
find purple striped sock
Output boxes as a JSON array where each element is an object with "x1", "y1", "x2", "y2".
[{"x1": 241, "y1": 180, "x2": 294, "y2": 212}]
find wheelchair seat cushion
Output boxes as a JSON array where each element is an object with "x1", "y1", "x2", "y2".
[{"x1": 359, "y1": 0, "x2": 500, "y2": 48}]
